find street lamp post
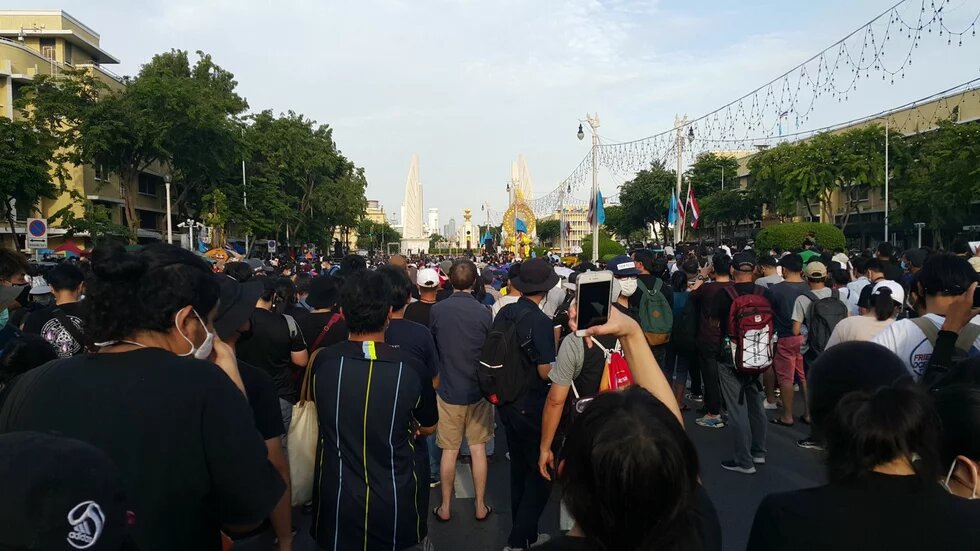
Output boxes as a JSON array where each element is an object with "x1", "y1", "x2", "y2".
[
  {"x1": 579, "y1": 114, "x2": 600, "y2": 263},
  {"x1": 914, "y1": 222, "x2": 926, "y2": 248},
  {"x1": 673, "y1": 115, "x2": 689, "y2": 245},
  {"x1": 884, "y1": 117, "x2": 890, "y2": 244},
  {"x1": 164, "y1": 174, "x2": 173, "y2": 244}
]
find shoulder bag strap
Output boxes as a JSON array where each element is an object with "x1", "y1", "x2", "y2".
[
  {"x1": 652, "y1": 278, "x2": 663, "y2": 294},
  {"x1": 50, "y1": 308, "x2": 85, "y2": 349},
  {"x1": 284, "y1": 314, "x2": 298, "y2": 340},
  {"x1": 955, "y1": 323, "x2": 980, "y2": 352},
  {"x1": 310, "y1": 313, "x2": 342, "y2": 351},
  {"x1": 911, "y1": 317, "x2": 939, "y2": 346},
  {"x1": 299, "y1": 347, "x2": 325, "y2": 404}
]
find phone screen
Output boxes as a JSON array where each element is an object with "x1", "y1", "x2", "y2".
[{"x1": 577, "y1": 280, "x2": 611, "y2": 331}]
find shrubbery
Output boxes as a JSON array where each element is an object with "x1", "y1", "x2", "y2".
[{"x1": 755, "y1": 222, "x2": 846, "y2": 252}]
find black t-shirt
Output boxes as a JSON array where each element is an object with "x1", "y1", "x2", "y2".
[
  {"x1": 0, "y1": 348, "x2": 285, "y2": 551},
  {"x1": 297, "y1": 310, "x2": 348, "y2": 353},
  {"x1": 691, "y1": 281, "x2": 735, "y2": 346},
  {"x1": 404, "y1": 301, "x2": 436, "y2": 327},
  {"x1": 385, "y1": 319, "x2": 440, "y2": 383},
  {"x1": 237, "y1": 308, "x2": 308, "y2": 402},
  {"x1": 21, "y1": 301, "x2": 86, "y2": 358},
  {"x1": 239, "y1": 360, "x2": 286, "y2": 440},
  {"x1": 748, "y1": 472, "x2": 980, "y2": 551},
  {"x1": 879, "y1": 259, "x2": 905, "y2": 283},
  {"x1": 537, "y1": 486, "x2": 721, "y2": 551},
  {"x1": 497, "y1": 297, "x2": 557, "y2": 412},
  {"x1": 310, "y1": 340, "x2": 438, "y2": 550}
]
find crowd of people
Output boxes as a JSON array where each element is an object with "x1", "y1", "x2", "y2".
[{"x1": 0, "y1": 234, "x2": 979, "y2": 551}]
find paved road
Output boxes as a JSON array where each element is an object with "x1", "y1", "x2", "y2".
[{"x1": 294, "y1": 397, "x2": 824, "y2": 551}]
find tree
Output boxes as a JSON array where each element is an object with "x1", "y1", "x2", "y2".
[
  {"x1": 697, "y1": 188, "x2": 762, "y2": 236},
  {"x1": 356, "y1": 220, "x2": 400, "y2": 251},
  {"x1": 618, "y1": 161, "x2": 676, "y2": 243},
  {"x1": 536, "y1": 219, "x2": 561, "y2": 246},
  {"x1": 0, "y1": 117, "x2": 60, "y2": 247},
  {"x1": 579, "y1": 230, "x2": 626, "y2": 261},
  {"x1": 892, "y1": 119, "x2": 980, "y2": 248},
  {"x1": 49, "y1": 190, "x2": 133, "y2": 242},
  {"x1": 686, "y1": 152, "x2": 741, "y2": 197},
  {"x1": 746, "y1": 142, "x2": 801, "y2": 220},
  {"x1": 429, "y1": 233, "x2": 443, "y2": 250}
]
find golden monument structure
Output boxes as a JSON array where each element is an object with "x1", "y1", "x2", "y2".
[{"x1": 501, "y1": 156, "x2": 536, "y2": 258}]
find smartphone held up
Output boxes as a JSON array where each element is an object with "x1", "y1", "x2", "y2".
[{"x1": 574, "y1": 271, "x2": 613, "y2": 337}]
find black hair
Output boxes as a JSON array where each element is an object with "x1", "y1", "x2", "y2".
[
  {"x1": 950, "y1": 239, "x2": 973, "y2": 256},
  {"x1": 223, "y1": 261, "x2": 253, "y2": 282},
  {"x1": 865, "y1": 258, "x2": 884, "y2": 275},
  {"x1": 294, "y1": 272, "x2": 313, "y2": 295},
  {"x1": 669, "y1": 270, "x2": 688, "y2": 293},
  {"x1": 471, "y1": 273, "x2": 488, "y2": 303},
  {"x1": 759, "y1": 255, "x2": 777, "y2": 268},
  {"x1": 340, "y1": 270, "x2": 390, "y2": 334},
  {"x1": 560, "y1": 387, "x2": 702, "y2": 551},
  {"x1": 377, "y1": 265, "x2": 413, "y2": 312},
  {"x1": 851, "y1": 256, "x2": 868, "y2": 275},
  {"x1": 680, "y1": 258, "x2": 699, "y2": 275},
  {"x1": 261, "y1": 277, "x2": 297, "y2": 315},
  {"x1": 711, "y1": 253, "x2": 732, "y2": 275},
  {"x1": 877, "y1": 242, "x2": 895, "y2": 258},
  {"x1": 0, "y1": 334, "x2": 57, "y2": 386},
  {"x1": 933, "y1": 384, "x2": 980, "y2": 465},
  {"x1": 824, "y1": 379, "x2": 940, "y2": 483},
  {"x1": 450, "y1": 260, "x2": 478, "y2": 291},
  {"x1": 340, "y1": 254, "x2": 367, "y2": 274},
  {"x1": 0, "y1": 249, "x2": 29, "y2": 281},
  {"x1": 306, "y1": 275, "x2": 339, "y2": 310},
  {"x1": 86, "y1": 243, "x2": 219, "y2": 344},
  {"x1": 44, "y1": 263, "x2": 84, "y2": 292},
  {"x1": 917, "y1": 253, "x2": 976, "y2": 297},
  {"x1": 831, "y1": 269, "x2": 850, "y2": 287},
  {"x1": 632, "y1": 249, "x2": 656, "y2": 274},
  {"x1": 872, "y1": 286, "x2": 899, "y2": 321}
]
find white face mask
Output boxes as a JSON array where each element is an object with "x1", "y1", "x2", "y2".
[
  {"x1": 176, "y1": 308, "x2": 215, "y2": 360},
  {"x1": 618, "y1": 278, "x2": 638, "y2": 297},
  {"x1": 941, "y1": 458, "x2": 978, "y2": 499}
]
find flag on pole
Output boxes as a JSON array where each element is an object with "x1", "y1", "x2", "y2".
[
  {"x1": 677, "y1": 189, "x2": 686, "y2": 222},
  {"x1": 596, "y1": 191, "x2": 605, "y2": 225},
  {"x1": 515, "y1": 217, "x2": 528, "y2": 234},
  {"x1": 667, "y1": 191, "x2": 678, "y2": 225},
  {"x1": 564, "y1": 221, "x2": 571, "y2": 237},
  {"x1": 687, "y1": 186, "x2": 700, "y2": 229}
]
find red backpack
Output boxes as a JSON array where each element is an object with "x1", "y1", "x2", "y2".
[{"x1": 724, "y1": 286, "x2": 775, "y2": 375}]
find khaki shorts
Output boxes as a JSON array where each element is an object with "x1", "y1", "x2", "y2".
[{"x1": 436, "y1": 396, "x2": 494, "y2": 450}]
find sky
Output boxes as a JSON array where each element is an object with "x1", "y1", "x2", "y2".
[{"x1": 15, "y1": 0, "x2": 980, "y2": 228}]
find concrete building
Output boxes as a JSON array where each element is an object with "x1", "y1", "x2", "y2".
[
  {"x1": 426, "y1": 207, "x2": 439, "y2": 237},
  {"x1": 364, "y1": 199, "x2": 386, "y2": 224},
  {"x1": 399, "y1": 155, "x2": 428, "y2": 253},
  {"x1": 443, "y1": 218, "x2": 457, "y2": 240},
  {"x1": 0, "y1": 10, "x2": 169, "y2": 250},
  {"x1": 543, "y1": 206, "x2": 589, "y2": 252}
]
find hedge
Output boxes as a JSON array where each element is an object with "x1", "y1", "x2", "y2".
[
  {"x1": 580, "y1": 230, "x2": 626, "y2": 261},
  {"x1": 755, "y1": 222, "x2": 846, "y2": 253}
]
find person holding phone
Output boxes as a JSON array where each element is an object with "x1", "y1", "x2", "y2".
[{"x1": 496, "y1": 258, "x2": 560, "y2": 550}]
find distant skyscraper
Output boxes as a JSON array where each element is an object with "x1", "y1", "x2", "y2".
[
  {"x1": 445, "y1": 218, "x2": 457, "y2": 239},
  {"x1": 427, "y1": 208, "x2": 439, "y2": 237}
]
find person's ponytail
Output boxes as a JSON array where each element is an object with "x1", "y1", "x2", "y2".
[
  {"x1": 824, "y1": 381, "x2": 940, "y2": 482},
  {"x1": 872, "y1": 287, "x2": 896, "y2": 321}
]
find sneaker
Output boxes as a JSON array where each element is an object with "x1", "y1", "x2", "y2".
[
  {"x1": 721, "y1": 460, "x2": 757, "y2": 474},
  {"x1": 531, "y1": 534, "x2": 552, "y2": 547},
  {"x1": 797, "y1": 438, "x2": 824, "y2": 450},
  {"x1": 696, "y1": 415, "x2": 726, "y2": 429},
  {"x1": 686, "y1": 392, "x2": 704, "y2": 402},
  {"x1": 763, "y1": 399, "x2": 779, "y2": 410},
  {"x1": 752, "y1": 455, "x2": 766, "y2": 465},
  {"x1": 429, "y1": 478, "x2": 441, "y2": 488}
]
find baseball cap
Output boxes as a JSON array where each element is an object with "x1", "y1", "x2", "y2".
[
  {"x1": 904, "y1": 248, "x2": 928, "y2": 269},
  {"x1": 872, "y1": 280, "x2": 905, "y2": 305},
  {"x1": 416, "y1": 268, "x2": 440, "y2": 288},
  {"x1": 777, "y1": 254, "x2": 803, "y2": 273},
  {"x1": 732, "y1": 252, "x2": 756, "y2": 272},
  {"x1": 804, "y1": 261, "x2": 828, "y2": 280},
  {"x1": 29, "y1": 275, "x2": 51, "y2": 295},
  {"x1": 832, "y1": 252, "x2": 850, "y2": 268},
  {"x1": 213, "y1": 274, "x2": 264, "y2": 340},
  {"x1": 0, "y1": 432, "x2": 135, "y2": 550},
  {"x1": 607, "y1": 255, "x2": 640, "y2": 277}
]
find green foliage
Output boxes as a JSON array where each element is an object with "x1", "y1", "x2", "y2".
[
  {"x1": 357, "y1": 219, "x2": 400, "y2": 250},
  {"x1": 49, "y1": 191, "x2": 133, "y2": 242},
  {"x1": 536, "y1": 219, "x2": 561, "y2": 245},
  {"x1": 686, "y1": 152, "x2": 740, "y2": 197},
  {"x1": 755, "y1": 223, "x2": 845, "y2": 253},
  {"x1": 698, "y1": 188, "x2": 762, "y2": 231},
  {"x1": 579, "y1": 230, "x2": 626, "y2": 261},
  {"x1": 619, "y1": 161, "x2": 676, "y2": 242},
  {"x1": 531, "y1": 246, "x2": 550, "y2": 258},
  {"x1": 429, "y1": 233, "x2": 444, "y2": 250},
  {"x1": 892, "y1": 119, "x2": 980, "y2": 245},
  {"x1": 0, "y1": 117, "x2": 60, "y2": 244}
]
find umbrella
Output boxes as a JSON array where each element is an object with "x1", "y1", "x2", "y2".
[{"x1": 54, "y1": 241, "x2": 84, "y2": 257}]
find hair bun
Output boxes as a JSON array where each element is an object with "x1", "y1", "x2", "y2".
[{"x1": 91, "y1": 245, "x2": 148, "y2": 281}]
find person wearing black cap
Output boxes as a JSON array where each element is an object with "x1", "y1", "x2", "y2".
[
  {"x1": 496, "y1": 257, "x2": 560, "y2": 549},
  {"x1": 748, "y1": 342, "x2": 980, "y2": 550},
  {"x1": 213, "y1": 273, "x2": 293, "y2": 551},
  {"x1": 690, "y1": 253, "x2": 735, "y2": 429},
  {"x1": 875, "y1": 242, "x2": 905, "y2": 282},
  {"x1": 0, "y1": 431, "x2": 137, "y2": 550}
]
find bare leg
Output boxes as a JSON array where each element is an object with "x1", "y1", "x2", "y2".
[
  {"x1": 763, "y1": 367, "x2": 777, "y2": 405},
  {"x1": 437, "y1": 448, "x2": 459, "y2": 520},
  {"x1": 469, "y1": 443, "x2": 489, "y2": 519},
  {"x1": 779, "y1": 381, "x2": 796, "y2": 424},
  {"x1": 800, "y1": 379, "x2": 811, "y2": 423}
]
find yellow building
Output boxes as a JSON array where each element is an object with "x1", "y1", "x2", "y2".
[
  {"x1": 543, "y1": 206, "x2": 589, "y2": 253},
  {"x1": 364, "y1": 199, "x2": 386, "y2": 224},
  {"x1": 0, "y1": 10, "x2": 169, "y2": 250}
]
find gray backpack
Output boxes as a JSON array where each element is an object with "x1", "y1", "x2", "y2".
[{"x1": 804, "y1": 289, "x2": 848, "y2": 356}]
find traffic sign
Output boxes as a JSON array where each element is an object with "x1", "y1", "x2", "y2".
[
  {"x1": 26, "y1": 218, "x2": 47, "y2": 249},
  {"x1": 963, "y1": 225, "x2": 980, "y2": 231},
  {"x1": 267, "y1": 239, "x2": 277, "y2": 253}
]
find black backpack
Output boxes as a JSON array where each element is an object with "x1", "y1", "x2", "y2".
[
  {"x1": 478, "y1": 310, "x2": 534, "y2": 406},
  {"x1": 671, "y1": 293, "x2": 699, "y2": 353},
  {"x1": 804, "y1": 289, "x2": 849, "y2": 356}
]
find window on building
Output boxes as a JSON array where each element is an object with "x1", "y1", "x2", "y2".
[
  {"x1": 137, "y1": 210, "x2": 158, "y2": 231},
  {"x1": 94, "y1": 165, "x2": 107, "y2": 182},
  {"x1": 138, "y1": 173, "x2": 160, "y2": 196},
  {"x1": 64, "y1": 42, "x2": 73, "y2": 65},
  {"x1": 39, "y1": 38, "x2": 56, "y2": 60}
]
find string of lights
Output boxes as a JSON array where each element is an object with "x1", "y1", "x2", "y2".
[{"x1": 530, "y1": 0, "x2": 980, "y2": 216}]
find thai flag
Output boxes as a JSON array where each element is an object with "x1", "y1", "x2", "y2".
[{"x1": 687, "y1": 187, "x2": 700, "y2": 229}]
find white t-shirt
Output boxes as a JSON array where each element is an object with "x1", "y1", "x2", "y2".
[
  {"x1": 872, "y1": 313, "x2": 980, "y2": 379},
  {"x1": 846, "y1": 277, "x2": 871, "y2": 315},
  {"x1": 792, "y1": 287, "x2": 851, "y2": 353},
  {"x1": 755, "y1": 274, "x2": 784, "y2": 289},
  {"x1": 826, "y1": 316, "x2": 895, "y2": 349},
  {"x1": 491, "y1": 295, "x2": 519, "y2": 319}
]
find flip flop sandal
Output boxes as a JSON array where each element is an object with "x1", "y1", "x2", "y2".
[
  {"x1": 770, "y1": 418, "x2": 795, "y2": 427},
  {"x1": 799, "y1": 416, "x2": 812, "y2": 425},
  {"x1": 475, "y1": 504, "x2": 493, "y2": 522},
  {"x1": 432, "y1": 507, "x2": 451, "y2": 523}
]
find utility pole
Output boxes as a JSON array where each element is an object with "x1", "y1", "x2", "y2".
[
  {"x1": 164, "y1": 174, "x2": 173, "y2": 245},
  {"x1": 914, "y1": 222, "x2": 925, "y2": 248},
  {"x1": 884, "y1": 117, "x2": 890, "y2": 244},
  {"x1": 578, "y1": 114, "x2": 601, "y2": 263},
  {"x1": 242, "y1": 126, "x2": 249, "y2": 255},
  {"x1": 673, "y1": 115, "x2": 688, "y2": 245}
]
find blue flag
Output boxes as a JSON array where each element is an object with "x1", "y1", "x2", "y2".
[
  {"x1": 515, "y1": 217, "x2": 528, "y2": 234},
  {"x1": 668, "y1": 191, "x2": 678, "y2": 225},
  {"x1": 596, "y1": 191, "x2": 605, "y2": 225}
]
